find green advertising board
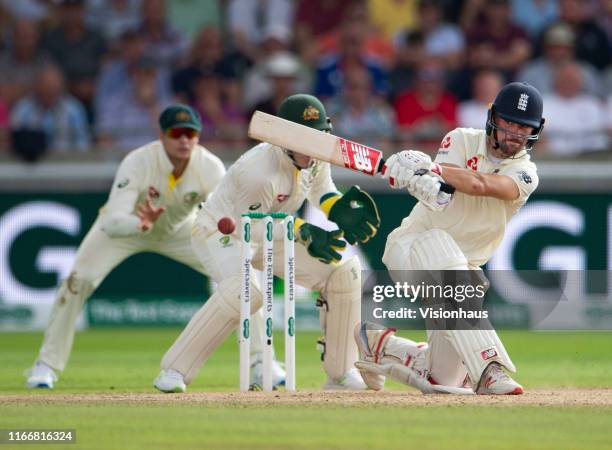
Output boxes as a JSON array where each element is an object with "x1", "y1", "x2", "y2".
[{"x1": 0, "y1": 190, "x2": 610, "y2": 328}]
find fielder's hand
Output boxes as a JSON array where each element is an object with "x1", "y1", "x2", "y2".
[
  {"x1": 136, "y1": 187, "x2": 166, "y2": 231},
  {"x1": 296, "y1": 223, "x2": 346, "y2": 264}
]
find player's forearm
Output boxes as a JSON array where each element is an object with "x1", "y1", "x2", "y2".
[
  {"x1": 100, "y1": 212, "x2": 142, "y2": 238},
  {"x1": 439, "y1": 165, "x2": 518, "y2": 200}
]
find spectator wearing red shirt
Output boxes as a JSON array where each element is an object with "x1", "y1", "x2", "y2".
[{"x1": 394, "y1": 58, "x2": 457, "y2": 148}]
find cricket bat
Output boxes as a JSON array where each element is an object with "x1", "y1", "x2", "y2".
[{"x1": 248, "y1": 111, "x2": 455, "y2": 194}]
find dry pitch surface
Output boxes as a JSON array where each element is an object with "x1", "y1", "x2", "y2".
[{"x1": 2, "y1": 388, "x2": 612, "y2": 407}]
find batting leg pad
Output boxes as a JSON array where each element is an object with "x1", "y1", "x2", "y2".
[
  {"x1": 433, "y1": 329, "x2": 516, "y2": 384},
  {"x1": 161, "y1": 276, "x2": 263, "y2": 384},
  {"x1": 383, "y1": 228, "x2": 468, "y2": 271},
  {"x1": 319, "y1": 256, "x2": 361, "y2": 380},
  {"x1": 39, "y1": 273, "x2": 95, "y2": 372}
]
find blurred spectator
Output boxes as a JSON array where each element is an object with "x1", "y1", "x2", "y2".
[
  {"x1": 463, "y1": 0, "x2": 531, "y2": 77},
  {"x1": 0, "y1": 0, "x2": 51, "y2": 21},
  {"x1": 138, "y1": 0, "x2": 189, "y2": 68},
  {"x1": 0, "y1": 20, "x2": 50, "y2": 106},
  {"x1": 541, "y1": 61, "x2": 607, "y2": 155},
  {"x1": 388, "y1": 31, "x2": 425, "y2": 102},
  {"x1": 97, "y1": 57, "x2": 170, "y2": 150},
  {"x1": 43, "y1": 0, "x2": 106, "y2": 121},
  {"x1": 242, "y1": 26, "x2": 310, "y2": 109},
  {"x1": 458, "y1": 69, "x2": 503, "y2": 129},
  {"x1": 604, "y1": 66, "x2": 612, "y2": 96},
  {"x1": 95, "y1": 29, "x2": 170, "y2": 117},
  {"x1": 86, "y1": 0, "x2": 141, "y2": 44},
  {"x1": 0, "y1": 95, "x2": 8, "y2": 148},
  {"x1": 517, "y1": 23, "x2": 603, "y2": 97},
  {"x1": 394, "y1": 58, "x2": 457, "y2": 146},
  {"x1": 227, "y1": 0, "x2": 293, "y2": 61},
  {"x1": 400, "y1": 0, "x2": 465, "y2": 69},
  {"x1": 168, "y1": 0, "x2": 221, "y2": 40},
  {"x1": 172, "y1": 25, "x2": 246, "y2": 103},
  {"x1": 606, "y1": 93, "x2": 612, "y2": 137},
  {"x1": 368, "y1": 0, "x2": 417, "y2": 41},
  {"x1": 294, "y1": 0, "x2": 354, "y2": 50},
  {"x1": 599, "y1": 0, "x2": 612, "y2": 47},
  {"x1": 314, "y1": 16, "x2": 389, "y2": 99},
  {"x1": 10, "y1": 64, "x2": 91, "y2": 153},
  {"x1": 246, "y1": 52, "x2": 306, "y2": 114},
  {"x1": 294, "y1": 0, "x2": 356, "y2": 65},
  {"x1": 326, "y1": 67, "x2": 394, "y2": 148},
  {"x1": 510, "y1": 0, "x2": 558, "y2": 38},
  {"x1": 317, "y1": 2, "x2": 395, "y2": 68},
  {"x1": 552, "y1": 0, "x2": 611, "y2": 71},
  {"x1": 190, "y1": 69, "x2": 246, "y2": 146}
]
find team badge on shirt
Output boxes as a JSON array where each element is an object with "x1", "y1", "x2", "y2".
[
  {"x1": 183, "y1": 192, "x2": 201, "y2": 205},
  {"x1": 441, "y1": 135, "x2": 451, "y2": 149},
  {"x1": 517, "y1": 171, "x2": 532, "y2": 184}
]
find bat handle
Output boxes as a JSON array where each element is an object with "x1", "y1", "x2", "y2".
[{"x1": 377, "y1": 158, "x2": 456, "y2": 194}]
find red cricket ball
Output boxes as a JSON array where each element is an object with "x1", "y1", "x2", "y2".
[{"x1": 217, "y1": 217, "x2": 236, "y2": 235}]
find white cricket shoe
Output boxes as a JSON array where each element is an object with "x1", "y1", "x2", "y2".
[
  {"x1": 25, "y1": 361, "x2": 57, "y2": 389},
  {"x1": 153, "y1": 369, "x2": 186, "y2": 393},
  {"x1": 324, "y1": 367, "x2": 368, "y2": 390},
  {"x1": 250, "y1": 355, "x2": 286, "y2": 390},
  {"x1": 476, "y1": 362, "x2": 524, "y2": 395}
]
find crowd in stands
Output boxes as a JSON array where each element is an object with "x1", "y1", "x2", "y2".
[{"x1": 0, "y1": 0, "x2": 610, "y2": 162}]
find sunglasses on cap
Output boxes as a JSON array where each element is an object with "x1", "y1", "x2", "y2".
[{"x1": 166, "y1": 128, "x2": 199, "y2": 139}]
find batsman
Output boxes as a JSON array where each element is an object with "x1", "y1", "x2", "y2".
[
  {"x1": 154, "y1": 94, "x2": 381, "y2": 391},
  {"x1": 25, "y1": 105, "x2": 280, "y2": 389},
  {"x1": 355, "y1": 82, "x2": 545, "y2": 395}
]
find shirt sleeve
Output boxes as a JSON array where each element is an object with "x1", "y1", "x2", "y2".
[
  {"x1": 307, "y1": 161, "x2": 339, "y2": 209},
  {"x1": 99, "y1": 154, "x2": 144, "y2": 238},
  {"x1": 498, "y1": 162, "x2": 539, "y2": 203},
  {"x1": 433, "y1": 129, "x2": 467, "y2": 167},
  {"x1": 202, "y1": 150, "x2": 227, "y2": 200}
]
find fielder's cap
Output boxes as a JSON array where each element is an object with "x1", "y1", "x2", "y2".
[
  {"x1": 278, "y1": 94, "x2": 331, "y2": 131},
  {"x1": 159, "y1": 104, "x2": 202, "y2": 132}
]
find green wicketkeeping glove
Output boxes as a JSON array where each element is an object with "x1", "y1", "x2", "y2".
[
  {"x1": 325, "y1": 186, "x2": 381, "y2": 245},
  {"x1": 296, "y1": 222, "x2": 347, "y2": 264}
]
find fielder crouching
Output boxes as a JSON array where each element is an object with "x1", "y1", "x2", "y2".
[
  {"x1": 155, "y1": 94, "x2": 381, "y2": 391},
  {"x1": 355, "y1": 82, "x2": 545, "y2": 395}
]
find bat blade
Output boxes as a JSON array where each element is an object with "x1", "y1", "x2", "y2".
[
  {"x1": 248, "y1": 111, "x2": 455, "y2": 193},
  {"x1": 248, "y1": 111, "x2": 384, "y2": 176}
]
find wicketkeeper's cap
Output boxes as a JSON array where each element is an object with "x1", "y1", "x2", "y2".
[
  {"x1": 278, "y1": 94, "x2": 331, "y2": 132},
  {"x1": 159, "y1": 104, "x2": 202, "y2": 132}
]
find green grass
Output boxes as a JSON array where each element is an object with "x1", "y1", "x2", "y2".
[{"x1": 1, "y1": 329, "x2": 611, "y2": 449}]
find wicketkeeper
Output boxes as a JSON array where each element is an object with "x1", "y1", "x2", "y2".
[
  {"x1": 26, "y1": 105, "x2": 279, "y2": 389},
  {"x1": 355, "y1": 82, "x2": 545, "y2": 395},
  {"x1": 154, "y1": 94, "x2": 381, "y2": 391}
]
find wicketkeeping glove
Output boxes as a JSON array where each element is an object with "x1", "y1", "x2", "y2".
[
  {"x1": 325, "y1": 186, "x2": 381, "y2": 245},
  {"x1": 296, "y1": 222, "x2": 347, "y2": 264}
]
